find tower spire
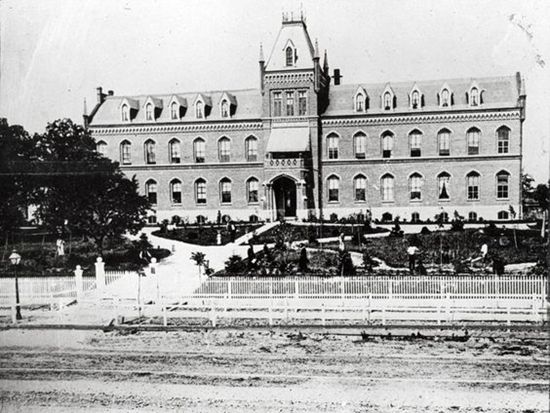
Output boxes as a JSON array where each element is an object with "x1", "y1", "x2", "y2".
[
  {"x1": 323, "y1": 49, "x2": 329, "y2": 72},
  {"x1": 83, "y1": 98, "x2": 88, "y2": 116},
  {"x1": 259, "y1": 43, "x2": 265, "y2": 62},
  {"x1": 314, "y1": 38, "x2": 319, "y2": 60}
]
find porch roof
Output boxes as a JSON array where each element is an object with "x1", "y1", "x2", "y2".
[{"x1": 266, "y1": 126, "x2": 310, "y2": 153}]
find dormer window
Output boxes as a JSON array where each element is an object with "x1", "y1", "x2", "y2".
[
  {"x1": 356, "y1": 96, "x2": 364, "y2": 112},
  {"x1": 145, "y1": 103, "x2": 153, "y2": 121},
  {"x1": 411, "y1": 91, "x2": 420, "y2": 109},
  {"x1": 221, "y1": 100, "x2": 229, "y2": 118},
  {"x1": 470, "y1": 87, "x2": 479, "y2": 106},
  {"x1": 121, "y1": 104, "x2": 129, "y2": 122},
  {"x1": 383, "y1": 92, "x2": 392, "y2": 110},
  {"x1": 171, "y1": 102, "x2": 178, "y2": 120},
  {"x1": 196, "y1": 101, "x2": 204, "y2": 119},
  {"x1": 441, "y1": 89, "x2": 450, "y2": 107},
  {"x1": 285, "y1": 46, "x2": 294, "y2": 66}
]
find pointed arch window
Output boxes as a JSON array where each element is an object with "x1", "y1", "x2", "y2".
[
  {"x1": 170, "y1": 102, "x2": 179, "y2": 120},
  {"x1": 355, "y1": 92, "x2": 367, "y2": 112},
  {"x1": 195, "y1": 178, "x2": 207, "y2": 204},
  {"x1": 441, "y1": 88, "x2": 450, "y2": 107},
  {"x1": 121, "y1": 104, "x2": 129, "y2": 122},
  {"x1": 96, "y1": 141, "x2": 107, "y2": 156},
  {"x1": 467, "y1": 171, "x2": 480, "y2": 200},
  {"x1": 218, "y1": 137, "x2": 231, "y2": 162},
  {"x1": 247, "y1": 178, "x2": 259, "y2": 203},
  {"x1": 220, "y1": 178, "x2": 232, "y2": 204},
  {"x1": 327, "y1": 133, "x2": 339, "y2": 159},
  {"x1": 381, "y1": 174, "x2": 394, "y2": 202},
  {"x1": 245, "y1": 136, "x2": 258, "y2": 161},
  {"x1": 437, "y1": 172, "x2": 451, "y2": 200},
  {"x1": 193, "y1": 138, "x2": 206, "y2": 163},
  {"x1": 221, "y1": 99, "x2": 229, "y2": 118},
  {"x1": 438, "y1": 129, "x2": 451, "y2": 156},
  {"x1": 381, "y1": 132, "x2": 393, "y2": 158},
  {"x1": 354, "y1": 175, "x2": 367, "y2": 202},
  {"x1": 409, "y1": 173, "x2": 423, "y2": 200},
  {"x1": 354, "y1": 132, "x2": 366, "y2": 159},
  {"x1": 411, "y1": 90, "x2": 420, "y2": 109},
  {"x1": 145, "y1": 180, "x2": 157, "y2": 205},
  {"x1": 170, "y1": 179, "x2": 182, "y2": 204},
  {"x1": 144, "y1": 139, "x2": 156, "y2": 164},
  {"x1": 383, "y1": 92, "x2": 392, "y2": 110},
  {"x1": 470, "y1": 87, "x2": 479, "y2": 106},
  {"x1": 497, "y1": 126, "x2": 510, "y2": 154},
  {"x1": 120, "y1": 140, "x2": 131, "y2": 165},
  {"x1": 169, "y1": 139, "x2": 181, "y2": 164},
  {"x1": 327, "y1": 175, "x2": 340, "y2": 202},
  {"x1": 145, "y1": 103, "x2": 154, "y2": 121},
  {"x1": 496, "y1": 171, "x2": 510, "y2": 199},
  {"x1": 196, "y1": 101, "x2": 204, "y2": 119},
  {"x1": 409, "y1": 130, "x2": 422, "y2": 157},
  {"x1": 467, "y1": 127, "x2": 480, "y2": 155},
  {"x1": 285, "y1": 46, "x2": 294, "y2": 66}
]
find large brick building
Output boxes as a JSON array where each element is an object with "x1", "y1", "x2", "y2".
[{"x1": 86, "y1": 15, "x2": 526, "y2": 224}]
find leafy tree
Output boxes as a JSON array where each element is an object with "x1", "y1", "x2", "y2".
[
  {"x1": 190, "y1": 251, "x2": 206, "y2": 278},
  {"x1": 224, "y1": 254, "x2": 246, "y2": 275},
  {"x1": 29, "y1": 119, "x2": 150, "y2": 253}
]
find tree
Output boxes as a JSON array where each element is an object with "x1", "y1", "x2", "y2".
[
  {"x1": 190, "y1": 251, "x2": 206, "y2": 278},
  {"x1": 29, "y1": 119, "x2": 150, "y2": 253}
]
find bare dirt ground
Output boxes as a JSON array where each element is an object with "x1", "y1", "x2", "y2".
[{"x1": 0, "y1": 326, "x2": 548, "y2": 412}]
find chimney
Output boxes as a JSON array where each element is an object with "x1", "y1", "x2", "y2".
[
  {"x1": 333, "y1": 69, "x2": 342, "y2": 86},
  {"x1": 96, "y1": 87, "x2": 106, "y2": 104},
  {"x1": 108, "y1": 90, "x2": 114, "y2": 96}
]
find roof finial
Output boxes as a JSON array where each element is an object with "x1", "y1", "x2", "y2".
[
  {"x1": 323, "y1": 49, "x2": 329, "y2": 71},
  {"x1": 259, "y1": 43, "x2": 265, "y2": 62},
  {"x1": 314, "y1": 38, "x2": 320, "y2": 59},
  {"x1": 83, "y1": 98, "x2": 88, "y2": 116}
]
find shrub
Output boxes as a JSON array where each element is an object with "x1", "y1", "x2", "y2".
[{"x1": 224, "y1": 254, "x2": 247, "y2": 275}]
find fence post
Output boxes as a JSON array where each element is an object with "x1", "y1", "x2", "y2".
[
  {"x1": 446, "y1": 293, "x2": 451, "y2": 322},
  {"x1": 210, "y1": 306, "x2": 217, "y2": 327},
  {"x1": 74, "y1": 265, "x2": 83, "y2": 302},
  {"x1": 149, "y1": 258, "x2": 159, "y2": 303},
  {"x1": 163, "y1": 300, "x2": 168, "y2": 327},
  {"x1": 11, "y1": 305, "x2": 17, "y2": 324},
  {"x1": 228, "y1": 279, "x2": 232, "y2": 299},
  {"x1": 95, "y1": 257, "x2": 106, "y2": 296}
]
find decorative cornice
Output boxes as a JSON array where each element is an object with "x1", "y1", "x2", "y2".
[
  {"x1": 321, "y1": 110, "x2": 521, "y2": 127},
  {"x1": 121, "y1": 162, "x2": 264, "y2": 171},
  {"x1": 90, "y1": 122, "x2": 263, "y2": 135},
  {"x1": 264, "y1": 72, "x2": 314, "y2": 84},
  {"x1": 322, "y1": 154, "x2": 521, "y2": 166}
]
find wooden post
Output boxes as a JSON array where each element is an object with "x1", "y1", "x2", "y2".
[
  {"x1": 163, "y1": 301, "x2": 168, "y2": 327},
  {"x1": 74, "y1": 265, "x2": 83, "y2": 302},
  {"x1": 11, "y1": 305, "x2": 17, "y2": 324},
  {"x1": 210, "y1": 307, "x2": 217, "y2": 327},
  {"x1": 228, "y1": 279, "x2": 232, "y2": 299},
  {"x1": 95, "y1": 257, "x2": 106, "y2": 296}
]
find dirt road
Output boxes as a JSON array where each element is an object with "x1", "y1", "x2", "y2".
[{"x1": 0, "y1": 327, "x2": 548, "y2": 412}]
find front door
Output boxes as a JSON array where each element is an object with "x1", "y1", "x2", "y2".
[{"x1": 272, "y1": 176, "x2": 296, "y2": 219}]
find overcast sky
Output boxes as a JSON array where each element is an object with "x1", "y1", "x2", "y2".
[{"x1": 1, "y1": 0, "x2": 549, "y2": 182}]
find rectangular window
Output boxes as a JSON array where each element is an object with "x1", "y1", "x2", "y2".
[
  {"x1": 439, "y1": 132, "x2": 450, "y2": 156},
  {"x1": 286, "y1": 91, "x2": 294, "y2": 116},
  {"x1": 248, "y1": 180, "x2": 259, "y2": 203},
  {"x1": 410, "y1": 134, "x2": 421, "y2": 157},
  {"x1": 246, "y1": 139, "x2": 258, "y2": 162},
  {"x1": 172, "y1": 183, "x2": 182, "y2": 204},
  {"x1": 409, "y1": 177, "x2": 422, "y2": 200},
  {"x1": 219, "y1": 140, "x2": 230, "y2": 162},
  {"x1": 354, "y1": 178, "x2": 366, "y2": 201},
  {"x1": 121, "y1": 145, "x2": 131, "y2": 165},
  {"x1": 381, "y1": 178, "x2": 394, "y2": 202},
  {"x1": 273, "y1": 92, "x2": 282, "y2": 117},
  {"x1": 221, "y1": 181, "x2": 231, "y2": 204},
  {"x1": 382, "y1": 135, "x2": 393, "y2": 158},
  {"x1": 196, "y1": 182, "x2": 207, "y2": 204},
  {"x1": 354, "y1": 135, "x2": 366, "y2": 159},
  {"x1": 467, "y1": 176, "x2": 480, "y2": 200},
  {"x1": 328, "y1": 180, "x2": 339, "y2": 202},
  {"x1": 327, "y1": 136, "x2": 339, "y2": 159},
  {"x1": 170, "y1": 143, "x2": 181, "y2": 164},
  {"x1": 497, "y1": 175, "x2": 509, "y2": 199},
  {"x1": 298, "y1": 91, "x2": 307, "y2": 116},
  {"x1": 467, "y1": 130, "x2": 480, "y2": 155}
]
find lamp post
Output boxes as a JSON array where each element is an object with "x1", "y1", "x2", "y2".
[{"x1": 9, "y1": 249, "x2": 22, "y2": 320}]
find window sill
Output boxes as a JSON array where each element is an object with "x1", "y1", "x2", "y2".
[
  {"x1": 220, "y1": 202, "x2": 232, "y2": 206},
  {"x1": 354, "y1": 200, "x2": 367, "y2": 204},
  {"x1": 248, "y1": 202, "x2": 260, "y2": 206},
  {"x1": 381, "y1": 200, "x2": 395, "y2": 204},
  {"x1": 496, "y1": 198, "x2": 510, "y2": 201},
  {"x1": 195, "y1": 203, "x2": 208, "y2": 207},
  {"x1": 409, "y1": 199, "x2": 423, "y2": 203},
  {"x1": 467, "y1": 199, "x2": 480, "y2": 202},
  {"x1": 327, "y1": 201, "x2": 340, "y2": 205}
]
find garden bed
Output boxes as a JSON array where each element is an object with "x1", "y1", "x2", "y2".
[{"x1": 153, "y1": 223, "x2": 263, "y2": 246}]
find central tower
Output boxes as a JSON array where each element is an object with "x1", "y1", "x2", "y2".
[{"x1": 260, "y1": 13, "x2": 330, "y2": 220}]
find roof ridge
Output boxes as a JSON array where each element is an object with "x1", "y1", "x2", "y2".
[{"x1": 104, "y1": 88, "x2": 260, "y2": 100}]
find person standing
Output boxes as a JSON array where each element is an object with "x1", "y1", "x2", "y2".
[{"x1": 407, "y1": 243, "x2": 419, "y2": 273}]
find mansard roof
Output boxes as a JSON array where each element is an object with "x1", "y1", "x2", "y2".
[
  {"x1": 325, "y1": 75, "x2": 521, "y2": 116},
  {"x1": 265, "y1": 19, "x2": 315, "y2": 71},
  {"x1": 90, "y1": 88, "x2": 261, "y2": 125}
]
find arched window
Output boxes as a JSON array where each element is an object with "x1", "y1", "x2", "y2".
[
  {"x1": 145, "y1": 179, "x2": 157, "y2": 205},
  {"x1": 327, "y1": 175, "x2": 340, "y2": 202},
  {"x1": 437, "y1": 172, "x2": 451, "y2": 200},
  {"x1": 221, "y1": 99, "x2": 229, "y2": 118},
  {"x1": 409, "y1": 130, "x2": 422, "y2": 157},
  {"x1": 247, "y1": 178, "x2": 259, "y2": 203},
  {"x1": 383, "y1": 92, "x2": 392, "y2": 110},
  {"x1": 145, "y1": 103, "x2": 153, "y2": 121},
  {"x1": 467, "y1": 127, "x2": 480, "y2": 155},
  {"x1": 381, "y1": 132, "x2": 393, "y2": 158},
  {"x1": 120, "y1": 140, "x2": 132, "y2": 165},
  {"x1": 468, "y1": 211, "x2": 478, "y2": 222},
  {"x1": 196, "y1": 101, "x2": 204, "y2": 119},
  {"x1": 381, "y1": 174, "x2": 394, "y2": 202},
  {"x1": 496, "y1": 171, "x2": 510, "y2": 199},
  {"x1": 497, "y1": 210, "x2": 509, "y2": 220},
  {"x1": 354, "y1": 175, "x2": 367, "y2": 202},
  {"x1": 170, "y1": 102, "x2": 179, "y2": 120},
  {"x1": 327, "y1": 133, "x2": 339, "y2": 159},
  {"x1": 470, "y1": 87, "x2": 479, "y2": 106},
  {"x1": 170, "y1": 179, "x2": 182, "y2": 204},
  {"x1": 218, "y1": 137, "x2": 231, "y2": 162},
  {"x1": 121, "y1": 104, "x2": 129, "y2": 122},
  {"x1": 219, "y1": 178, "x2": 232, "y2": 204},
  {"x1": 144, "y1": 139, "x2": 156, "y2": 164},
  {"x1": 438, "y1": 129, "x2": 451, "y2": 156},
  {"x1": 354, "y1": 132, "x2": 366, "y2": 159},
  {"x1": 411, "y1": 212, "x2": 420, "y2": 223},
  {"x1": 382, "y1": 212, "x2": 393, "y2": 222},
  {"x1": 355, "y1": 93, "x2": 365, "y2": 112},
  {"x1": 245, "y1": 136, "x2": 258, "y2": 161},
  {"x1": 96, "y1": 141, "x2": 107, "y2": 156},
  {"x1": 497, "y1": 126, "x2": 510, "y2": 154},
  {"x1": 169, "y1": 139, "x2": 181, "y2": 164},
  {"x1": 409, "y1": 173, "x2": 423, "y2": 200},
  {"x1": 195, "y1": 178, "x2": 207, "y2": 204},
  {"x1": 285, "y1": 46, "x2": 294, "y2": 66},
  {"x1": 441, "y1": 89, "x2": 450, "y2": 107},
  {"x1": 466, "y1": 171, "x2": 480, "y2": 200},
  {"x1": 193, "y1": 138, "x2": 206, "y2": 163},
  {"x1": 411, "y1": 90, "x2": 420, "y2": 109}
]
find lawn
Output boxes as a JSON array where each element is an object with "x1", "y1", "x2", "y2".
[
  {"x1": 153, "y1": 223, "x2": 263, "y2": 246},
  {"x1": 0, "y1": 229, "x2": 170, "y2": 277}
]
